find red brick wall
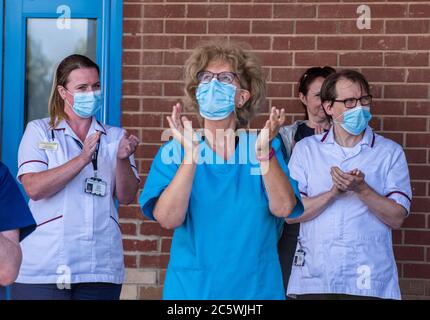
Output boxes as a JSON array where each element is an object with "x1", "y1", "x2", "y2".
[{"x1": 121, "y1": 0, "x2": 430, "y2": 299}]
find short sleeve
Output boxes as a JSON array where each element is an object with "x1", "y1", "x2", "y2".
[
  {"x1": 17, "y1": 120, "x2": 49, "y2": 182},
  {"x1": 287, "y1": 139, "x2": 308, "y2": 198},
  {"x1": 139, "y1": 140, "x2": 183, "y2": 220},
  {"x1": 271, "y1": 136, "x2": 304, "y2": 219},
  {"x1": 0, "y1": 162, "x2": 36, "y2": 241},
  {"x1": 383, "y1": 146, "x2": 412, "y2": 215}
]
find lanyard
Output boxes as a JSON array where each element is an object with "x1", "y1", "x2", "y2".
[{"x1": 72, "y1": 138, "x2": 100, "y2": 177}]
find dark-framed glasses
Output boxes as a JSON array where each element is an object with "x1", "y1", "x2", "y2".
[{"x1": 332, "y1": 94, "x2": 372, "y2": 109}]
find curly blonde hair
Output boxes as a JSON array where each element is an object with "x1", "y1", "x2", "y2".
[{"x1": 183, "y1": 40, "x2": 266, "y2": 128}]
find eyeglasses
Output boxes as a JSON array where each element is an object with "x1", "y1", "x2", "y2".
[
  {"x1": 196, "y1": 71, "x2": 238, "y2": 84},
  {"x1": 332, "y1": 94, "x2": 372, "y2": 109}
]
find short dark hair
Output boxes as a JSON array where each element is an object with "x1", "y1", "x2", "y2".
[
  {"x1": 320, "y1": 69, "x2": 371, "y2": 119},
  {"x1": 298, "y1": 66, "x2": 335, "y2": 119}
]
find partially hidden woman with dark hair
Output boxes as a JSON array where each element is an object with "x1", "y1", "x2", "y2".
[{"x1": 277, "y1": 66, "x2": 335, "y2": 295}]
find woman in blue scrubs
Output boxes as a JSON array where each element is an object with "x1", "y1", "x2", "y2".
[{"x1": 139, "y1": 41, "x2": 303, "y2": 299}]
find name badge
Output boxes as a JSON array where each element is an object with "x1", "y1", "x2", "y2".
[
  {"x1": 85, "y1": 177, "x2": 107, "y2": 197},
  {"x1": 38, "y1": 141, "x2": 58, "y2": 151},
  {"x1": 293, "y1": 249, "x2": 306, "y2": 267}
]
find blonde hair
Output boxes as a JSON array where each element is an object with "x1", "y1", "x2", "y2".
[
  {"x1": 183, "y1": 40, "x2": 266, "y2": 128},
  {"x1": 48, "y1": 54, "x2": 99, "y2": 128}
]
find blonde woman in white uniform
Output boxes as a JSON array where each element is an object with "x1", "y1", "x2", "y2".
[{"x1": 12, "y1": 54, "x2": 140, "y2": 300}]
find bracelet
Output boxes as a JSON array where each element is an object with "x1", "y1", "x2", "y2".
[{"x1": 257, "y1": 147, "x2": 275, "y2": 162}]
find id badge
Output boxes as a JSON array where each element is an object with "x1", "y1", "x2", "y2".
[
  {"x1": 85, "y1": 177, "x2": 107, "y2": 197},
  {"x1": 293, "y1": 249, "x2": 306, "y2": 267},
  {"x1": 38, "y1": 141, "x2": 58, "y2": 151}
]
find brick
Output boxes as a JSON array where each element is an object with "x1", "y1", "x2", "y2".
[
  {"x1": 119, "y1": 206, "x2": 144, "y2": 220},
  {"x1": 135, "y1": 144, "x2": 160, "y2": 159},
  {"x1": 230, "y1": 36, "x2": 271, "y2": 50},
  {"x1": 384, "y1": 85, "x2": 428, "y2": 99},
  {"x1": 267, "y1": 83, "x2": 292, "y2": 97},
  {"x1": 124, "y1": 255, "x2": 137, "y2": 268},
  {"x1": 123, "y1": 35, "x2": 141, "y2": 49},
  {"x1": 384, "y1": 117, "x2": 427, "y2": 132},
  {"x1": 121, "y1": 222, "x2": 137, "y2": 236},
  {"x1": 296, "y1": 20, "x2": 337, "y2": 34},
  {"x1": 120, "y1": 284, "x2": 137, "y2": 300},
  {"x1": 411, "y1": 198, "x2": 430, "y2": 213},
  {"x1": 124, "y1": 4, "x2": 143, "y2": 18},
  {"x1": 209, "y1": 20, "x2": 250, "y2": 34},
  {"x1": 392, "y1": 229, "x2": 403, "y2": 245},
  {"x1": 123, "y1": 239, "x2": 158, "y2": 252},
  {"x1": 141, "y1": 98, "x2": 182, "y2": 113},
  {"x1": 381, "y1": 132, "x2": 404, "y2": 145},
  {"x1": 295, "y1": 52, "x2": 337, "y2": 67},
  {"x1": 371, "y1": 101, "x2": 404, "y2": 115},
  {"x1": 362, "y1": 36, "x2": 407, "y2": 50},
  {"x1": 409, "y1": 4, "x2": 430, "y2": 18},
  {"x1": 402, "y1": 213, "x2": 426, "y2": 229},
  {"x1": 187, "y1": 4, "x2": 228, "y2": 18},
  {"x1": 125, "y1": 269, "x2": 157, "y2": 285},
  {"x1": 163, "y1": 51, "x2": 191, "y2": 66},
  {"x1": 165, "y1": 20, "x2": 206, "y2": 34},
  {"x1": 340, "y1": 52, "x2": 383, "y2": 66},
  {"x1": 274, "y1": 4, "x2": 316, "y2": 18},
  {"x1": 271, "y1": 68, "x2": 308, "y2": 83},
  {"x1": 405, "y1": 149, "x2": 427, "y2": 164},
  {"x1": 394, "y1": 246, "x2": 425, "y2": 261},
  {"x1": 142, "y1": 36, "x2": 184, "y2": 50},
  {"x1": 139, "y1": 254, "x2": 170, "y2": 268},
  {"x1": 405, "y1": 231, "x2": 430, "y2": 245},
  {"x1": 385, "y1": 53, "x2": 429, "y2": 67},
  {"x1": 140, "y1": 222, "x2": 173, "y2": 237},
  {"x1": 273, "y1": 36, "x2": 315, "y2": 50},
  {"x1": 411, "y1": 181, "x2": 427, "y2": 197},
  {"x1": 363, "y1": 68, "x2": 406, "y2": 83},
  {"x1": 409, "y1": 165, "x2": 430, "y2": 180},
  {"x1": 122, "y1": 98, "x2": 140, "y2": 112},
  {"x1": 386, "y1": 20, "x2": 429, "y2": 34},
  {"x1": 143, "y1": 5, "x2": 185, "y2": 18},
  {"x1": 161, "y1": 238, "x2": 172, "y2": 253},
  {"x1": 399, "y1": 279, "x2": 426, "y2": 296},
  {"x1": 406, "y1": 102, "x2": 430, "y2": 116},
  {"x1": 252, "y1": 20, "x2": 294, "y2": 34},
  {"x1": 317, "y1": 36, "x2": 360, "y2": 50},
  {"x1": 404, "y1": 264, "x2": 430, "y2": 279},
  {"x1": 406, "y1": 134, "x2": 430, "y2": 148},
  {"x1": 408, "y1": 36, "x2": 430, "y2": 50},
  {"x1": 164, "y1": 82, "x2": 184, "y2": 96},
  {"x1": 407, "y1": 69, "x2": 430, "y2": 83},
  {"x1": 140, "y1": 67, "x2": 182, "y2": 81},
  {"x1": 231, "y1": 4, "x2": 272, "y2": 19},
  {"x1": 141, "y1": 51, "x2": 163, "y2": 65},
  {"x1": 123, "y1": 51, "x2": 141, "y2": 65},
  {"x1": 138, "y1": 286, "x2": 163, "y2": 300},
  {"x1": 256, "y1": 52, "x2": 293, "y2": 67}
]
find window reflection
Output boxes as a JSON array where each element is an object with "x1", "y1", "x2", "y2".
[{"x1": 25, "y1": 18, "x2": 97, "y2": 124}]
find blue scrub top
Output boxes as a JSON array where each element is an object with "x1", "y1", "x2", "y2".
[
  {"x1": 140, "y1": 131, "x2": 303, "y2": 300},
  {"x1": 0, "y1": 161, "x2": 36, "y2": 300},
  {"x1": 0, "y1": 162, "x2": 36, "y2": 241}
]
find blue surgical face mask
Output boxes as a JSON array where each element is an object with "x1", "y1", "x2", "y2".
[
  {"x1": 66, "y1": 90, "x2": 103, "y2": 118},
  {"x1": 334, "y1": 106, "x2": 372, "y2": 135},
  {"x1": 196, "y1": 79, "x2": 236, "y2": 120}
]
